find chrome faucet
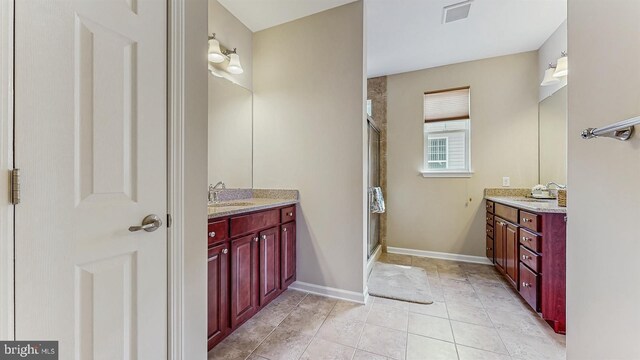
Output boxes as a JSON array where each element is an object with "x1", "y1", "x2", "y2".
[
  {"x1": 546, "y1": 182, "x2": 566, "y2": 190},
  {"x1": 208, "y1": 181, "x2": 226, "y2": 203}
]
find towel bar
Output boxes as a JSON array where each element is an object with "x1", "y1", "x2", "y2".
[{"x1": 581, "y1": 115, "x2": 640, "y2": 141}]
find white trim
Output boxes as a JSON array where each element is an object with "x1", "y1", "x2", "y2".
[
  {"x1": 289, "y1": 281, "x2": 367, "y2": 304},
  {"x1": 366, "y1": 244, "x2": 382, "y2": 277},
  {"x1": 387, "y1": 246, "x2": 492, "y2": 265},
  {"x1": 0, "y1": 0, "x2": 14, "y2": 341},
  {"x1": 420, "y1": 171, "x2": 474, "y2": 178},
  {"x1": 167, "y1": 0, "x2": 185, "y2": 358}
]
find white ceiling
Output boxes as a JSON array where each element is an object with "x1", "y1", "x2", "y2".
[
  {"x1": 217, "y1": 0, "x2": 357, "y2": 32},
  {"x1": 367, "y1": 0, "x2": 567, "y2": 77},
  {"x1": 217, "y1": 0, "x2": 566, "y2": 77}
]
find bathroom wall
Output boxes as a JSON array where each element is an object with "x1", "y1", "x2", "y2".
[
  {"x1": 253, "y1": 1, "x2": 367, "y2": 295},
  {"x1": 386, "y1": 51, "x2": 539, "y2": 258},
  {"x1": 538, "y1": 20, "x2": 567, "y2": 101},
  {"x1": 367, "y1": 76, "x2": 388, "y2": 251},
  {"x1": 208, "y1": 0, "x2": 253, "y2": 90},
  {"x1": 567, "y1": 1, "x2": 640, "y2": 358}
]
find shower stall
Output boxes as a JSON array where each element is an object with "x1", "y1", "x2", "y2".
[{"x1": 367, "y1": 118, "x2": 381, "y2": 259}]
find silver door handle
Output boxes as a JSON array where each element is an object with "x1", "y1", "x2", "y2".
[{"x1": 129, "y1": 214, "x2": 163, "y2": 232}]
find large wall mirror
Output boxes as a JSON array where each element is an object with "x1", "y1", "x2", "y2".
[
  {"x1": 208, "y1": 74, "x2": 253, "y2": 188},
  {"x1": 539, "y1": 85, "x2": 567, "y2": 185}
]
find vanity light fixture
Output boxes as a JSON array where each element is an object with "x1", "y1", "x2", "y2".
[
  {"x1": 207, "y1": 33, "x2": 244, "y2": 75},
  {"x1": 208, "y1": 33, "x2": 225, "y2": 63},
  {"x1": 541, "y1": 63, "x2": 561, "y2": 86},
  {"x1": 553, "y1": 51, "x2": 568, "y2": 78}
]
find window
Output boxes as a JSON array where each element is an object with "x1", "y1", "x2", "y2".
[{"x1": 422, "y1": 87, "x2": 472, "y2": 177}]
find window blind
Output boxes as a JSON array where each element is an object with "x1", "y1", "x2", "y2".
[{"x1": 424, "y1": 86, "x2": 470, "y2": 123}]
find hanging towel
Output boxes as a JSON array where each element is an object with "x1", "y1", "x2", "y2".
[{"x1": 370, "y1": 186, "x2": 386, "y2": 214}]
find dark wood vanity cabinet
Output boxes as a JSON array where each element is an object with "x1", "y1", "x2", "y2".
[
  {"x1": 208, "y1": 205, "x2": 297, "y2": 350},
  {"x1": 485, "y1": 199, "x2": 566, "y2": 334}
]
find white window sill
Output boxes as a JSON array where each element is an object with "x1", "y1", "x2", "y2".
[{"x1": 420, "y1": 171, "x2": 474, "y2": 178}]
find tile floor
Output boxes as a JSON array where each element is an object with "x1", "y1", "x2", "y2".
[{"x1": 208, "y1": 254, "x2": 566, "y2": 360}]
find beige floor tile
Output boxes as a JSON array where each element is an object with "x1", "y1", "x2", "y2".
[
  {"x1": 444, "y1": 291, "x2": 484, "y2": 309},
  {"x1": 486, "y1": 308, "x2": 546, "y2": 336},
  {"x1": 406, "y1": 334, "x2": 458, "y2": 360},
  {"x1": 456, "y1": 345, "x2": 512, "y2": 360},
  {"x1": 271, "y1": 289, "x2": 308, "y2": 307},
  {"x1": 353, "y1": 350, "x2": 388, "y2": 360},
  {"x1": 246, "y1": 355, "x2": 269, "y2": 360},
  {"x1": 251, "y1": 300, "x2": 296, "y2": 327},
  {"x1": 407, "y1": 313, "x2": 454, "y2": 342},
  {"x1": 479, "y1": 296, "x2": 529, "y2": 314},
  {"x1": 357, "y1": 324, "x2": 407, "y2": 360},
  {"x1": 329, "y1": 300, "x2": 372, "y2": 322},
  {"x1": 499, "y1": 329, "x2": 565, "y2": 360},
  {"x1": 379, "y1": 253, "x2": 412, "y2": 266},
  {"x1": 366, "y1": 303, "x2": 409, "y2": 331},
  {"x1": 451, "y1": 320, "x2": 508, "y2": 354},
  {"x1": 446, "y1": 302, "x2": 492, "y2": 327},
  {"x1": 409, "y1": 301, "x2": 448, "y2": 318},
  {"x1": 278, "y1": 306, "x2": 328, "y2": 336},
  {"x1": 253, "y1": 326, "x2": 313, "y2": 360},
  {"x1": 300, "y1": 337, "x2": 355, "y2": 360},
  {"x1": 316, "y1": 315, "x2": 365, "y2": 348},
  {"x1": 208, "y1": 319, "x2": 275, "y2": 360},
  {"x1": 297, "y1": 293, "x2": 337, "y2": 315}
]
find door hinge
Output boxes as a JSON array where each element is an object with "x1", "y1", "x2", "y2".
[
  {"x1": 167, "y1": 213, "x2": 172, "y2": 228},
  {"x1": 10, "y1": 169, "x2": 20, "y2": 205}
]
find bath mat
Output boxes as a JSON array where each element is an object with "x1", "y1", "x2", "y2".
[{"x1": 368, "y1": 262, "x2": 433, "y2": 304}]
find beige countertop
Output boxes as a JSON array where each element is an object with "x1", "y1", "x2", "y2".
[
  {"x1": 485, "y1": 196, "x2": 567, "y2": 214},
  {"x1": 208, "y1": 189, "x2": 299, "y2": 219}
]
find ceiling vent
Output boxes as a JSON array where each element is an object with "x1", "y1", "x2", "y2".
[{"x1": 442, "y1": 0, "x2": 472, "y2": 24}]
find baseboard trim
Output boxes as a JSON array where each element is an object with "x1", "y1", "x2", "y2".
[
  {"x1": 288, "y1": 281, "x2": 366, "y2": 304},
  {"x1": 386, "y1": 246, "x2": 492, "y2": 265}
]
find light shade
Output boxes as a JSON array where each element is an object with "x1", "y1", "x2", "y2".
[
  {"x1": 208, "y1": 38, "x2": 225, "y2": 63},
  {"x1": 554, "y1": 55, "x2": 568, "y2": 78},
  {"x1": 541, "y1": 67, "x2": 560, "y2": 86},
  {"x1": 227, "y1": 53, "x2": 244, "y2": 74}
]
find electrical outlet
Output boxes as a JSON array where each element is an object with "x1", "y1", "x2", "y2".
[{"x1": 502, "y1": 177, "x2": 510, "y2": 187}]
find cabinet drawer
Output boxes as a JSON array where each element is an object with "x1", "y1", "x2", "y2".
[
  {"x1": 208, "y1": 220, "x2": 229, "y2": 246},
  {"x1": 519, "y1": 262, "x2": 540, "y2": 311},
  {"x1": 486, "y1": 213, "x2": 494, "y2": 226},
  {"x1": 230, "y1": 209, "x2": 280, "y2": 237},
  {"x1": 280, "y1": 206, "x2": 296, "y2": 223},
  {"x1": 485, "y1": 200, "x2": 495, "y2": 214},
  {"x1": 486, "y1": 236, "x2": 494, "y2": 261},
  {"x1": 520, "y1": 246, "x2": 541, "y2": 273},
  {"x1": 486, "y1": 224, "x2": 494, "y2": 239},
  {"x1": 495, "y1": 203, "x2": 518, "y2": 224},
  {"x1": 519, "y1": 211, "x2": 541, "y2": 232},
  {"x1": 519, "y1": 228, "x2": 541, "y2": 252}
]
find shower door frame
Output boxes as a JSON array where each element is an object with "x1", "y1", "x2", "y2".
[{"x1": 367, "y1": 118, "x2": 381, "y2": 259}]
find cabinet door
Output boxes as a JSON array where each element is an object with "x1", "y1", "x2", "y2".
[
  {"x1": 281, "y1": 222, "x2": 296, "y2": 289},
  {"x1": 505, "y1": 223, "x2": 519, "y2": 285},
  {"x1": 208, "y1": 243, "x2": 229, "y2": 349},
  {"x1": 494, "y1": 218, "x2": 506, "y2": 271},
  {"x1": 230, "y1": 234, "x2": 259, "y2": 328},
  {"x1": 259, "y1": 227, "x2": 281, "y2": 305}
]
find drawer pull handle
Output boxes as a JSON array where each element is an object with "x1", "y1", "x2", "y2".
[
  {"x1": 523, "y1": 218, "x2": 531, "y2": 223},
  {"x1": 209, "y1": 231, "x2": 216, "y2": 238},
  {"x1": 283, "y1": 228, "x2": 288, "y2": 232},
  {"x1": 521, "y1": 236, "x2": 530, "y2": 241},
  {"x1": 262, "y1": 235, "x2": 267, "y2": 240},
  {"x1": 522, "y1": 282, "x2": 531, "y2": 288},
  {"x1": 222, "y1": 248, "x2": 228, "y2": 254},
  {"x1": 486, "y1": 247, "x2": 492, "y2": 250},
  {"x1": 287, "y1": 212, "x2": 293, "y2": 216},
  {"x1": 254, "y1": 237, "x2": 259, "y2": 242},
  {"x1": 522, "y1": 255, "x2": 530, "y2": 260}
]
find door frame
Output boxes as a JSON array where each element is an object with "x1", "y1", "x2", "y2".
[{"x1": 0, "y1": 0, "x2": 14, "y2": 341}]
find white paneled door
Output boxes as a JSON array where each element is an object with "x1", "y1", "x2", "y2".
[{"x1": 14, "y1": 0, "x2": 167, "y2": 359}]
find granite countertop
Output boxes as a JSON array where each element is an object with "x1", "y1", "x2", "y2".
[
  {"x1": 485, "y1": 196, "x2": 567, "y2": 214},
  {"x1": 208, "y1": 189, "x2": 299, "y2": 219}
]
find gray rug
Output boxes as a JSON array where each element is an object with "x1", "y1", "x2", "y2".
[{"x1": 368, "y1": 262, "x2": 433, "y2": 304}]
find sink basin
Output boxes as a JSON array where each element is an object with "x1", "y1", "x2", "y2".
[{"x1": 210, "y1": 201, "x2": 255, "y2": 207}]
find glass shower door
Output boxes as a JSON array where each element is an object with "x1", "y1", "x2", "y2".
[{"x1": 368, "y1": 119, "x2": 381, "y2": 258}]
